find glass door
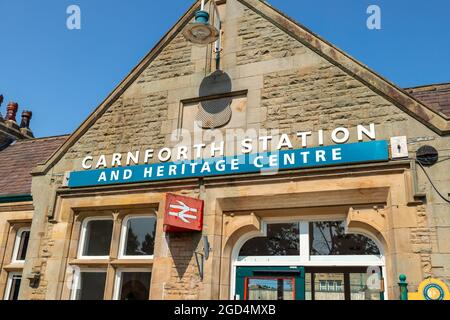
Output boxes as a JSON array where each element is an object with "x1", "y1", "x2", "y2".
[
  {"x1": 305, "y1": 267, "x2": 384, "y2": 300},
  {"x1": 235, "y1": 266, "x2": 305, "y2": 300}
]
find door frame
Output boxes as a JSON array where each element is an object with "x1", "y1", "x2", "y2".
[{"x1": 235, "y1": 266, "x2": 305, "y2": 300}]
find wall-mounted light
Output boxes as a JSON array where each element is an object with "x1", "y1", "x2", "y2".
[
  {"x1": 27, "y1": 272, "x2": 41, "y2": 289},
  {"x1": 194, "y1": 235, "x2": 211, "y2": 280},
  {"x1": 183, "y1": 0, "x2": 220, "y2": 45}
]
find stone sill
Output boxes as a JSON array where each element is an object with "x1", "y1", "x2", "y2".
[
  {"x1": 3, "y1": 263, "x2": 24, "y2": 272},
  {"x1": 69, "y1": 258, "x2": 154, "y2": 267}
]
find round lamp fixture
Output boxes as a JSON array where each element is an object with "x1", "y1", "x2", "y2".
[{"x1": 183, "y1": 10, "x2": 219, "y2": 45}]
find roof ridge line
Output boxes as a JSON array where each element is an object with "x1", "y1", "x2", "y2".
[
  {"x1": 405, "y1": 82, "x2": 450, "y2": 90},
  {"x1": 8, "y1": 134, "x2": 70, "y2": 144},
  {"x1": 28, "y1": 134, "x2": 70, "y2": 140}
]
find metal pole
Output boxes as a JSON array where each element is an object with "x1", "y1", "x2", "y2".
[
  {"x1": 210, "y1": 0, "x2": 222, "y2": 70},
  {"x1": 398, "y1": 274, "x2": 408, "y2": 300},
  {"x1": 211, "y1": 0, "x2": 221, "y2": 23}
]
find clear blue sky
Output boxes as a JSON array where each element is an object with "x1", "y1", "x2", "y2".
[{"x1": 1, "y1": 0, "x2": 449, "y2": 137}]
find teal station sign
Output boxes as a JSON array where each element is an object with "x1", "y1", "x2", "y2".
[{"x1": 67, "y1": 140, "x2": 389, "y2": 188}]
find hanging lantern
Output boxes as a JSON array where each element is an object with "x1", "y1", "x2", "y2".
[{"x1": 183, "y1": 1, "x2": 220, "y2": 45}]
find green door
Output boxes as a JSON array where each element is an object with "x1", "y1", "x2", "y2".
[{"x1": 235, "y1": 266, "x2": 305, "y2": 300}]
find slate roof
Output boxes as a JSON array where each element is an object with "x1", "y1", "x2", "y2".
[
  {"x1": 405, "y1": 83, "x2": 450, "y2": 117},
  {"x1": 0, "y1": 135, "x2": 68, "y2": 197}
]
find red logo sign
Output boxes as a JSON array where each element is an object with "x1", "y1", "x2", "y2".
[{"x1": 164, "y1": 193, "x2": 204, "y2": 232}]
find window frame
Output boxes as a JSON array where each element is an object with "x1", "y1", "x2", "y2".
[
  {"x1": 70, "y1": 268, "x2": 108, "y2": 301},
  {"x1": 236, "y1": 219, "x2": 384, "y2": 266},
  {"x1": 307, "y1": 267, "x2": 381, "y2": 301},
  {"x1": 244, "y1": 276, "x2": 296, "y2": 301},
  {"x1": 319, "y1": 280, "x2": 327, "y2": 292},
  {"x1": 11, "y1": 227, "x2": 31, "y2": 263},
  {"x1": 4, "y1": 272, "x2": 22, "y2": 300},
  {"x1": 118, "y1": 214, "x2": 157, "y2": 260},
  {"x1": 336, "y1": 280, "x2": 343, "y2": 292},
  {"x1": 65, "y1": 209, "x2": 157, "y2": 301},
  {"x1": 112, "y1": 268, "x2": 152, "y2": 301},
  {"x1": 77, "y1": 216, "x2": 114, "y2": 260}
]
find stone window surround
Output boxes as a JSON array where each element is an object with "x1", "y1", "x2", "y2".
[
  {"x1": 0, "y1": 221, "x2": 31, "y2": 300},
  {"x1": 64, "y1": 208, "x2": 156, "y2": 300}
]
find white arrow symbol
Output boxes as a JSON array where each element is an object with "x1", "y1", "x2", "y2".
[{"x1": 169, "y1": 200, "x2": 198, "y2": 224}]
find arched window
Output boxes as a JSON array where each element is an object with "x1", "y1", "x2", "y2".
[{"x1": 238, "y1": 220, "x2": 380, "y2": 259}]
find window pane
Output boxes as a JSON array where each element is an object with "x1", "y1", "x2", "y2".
[
  {"x1": 76, "y1": 272, "x2": 106, "y2": 300},
  {"x1": 247, "y1": 278, "x2": 294, "y2": 301},
  {"x1": 239, "y1": 223, "x2": 300, "y2": 256},
  {"x1": 305, "y1": 273, "x2": 312, "y2": 300},
  {"x1": 124, "y1": 217, "x2": 156, "y2": 256},
  {"x1": 16, "y1": 230, "x2": 30, "y2": 261},
  {"x1": 350, "y1": 273, "x2": 382, "y2": 300},
  {"x1": 118, "y1": 272, "x2": 151, "y2": 300},
  {"x1": 314, "y1": 273, "x2": 345, "y2": 300},
  {"x1": 310, "y1": 221, "x2": 380, "y2": 255},
  {"x1": 82, "y1": 219, "x2": 113, "y2": 256},
  {"x1": 7, "y1": 274, "x2": 22, "y2": 300}
]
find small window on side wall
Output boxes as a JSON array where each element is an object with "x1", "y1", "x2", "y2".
[
  {"x1": 119, "y1": 215, "x2": 157, "y2": 258},
  {"x1": 13, "y1": 228, "x2": 30, "y2": 262},
  {"x1": 78, "y1": 218, "x2": 113, "y2": 258},
  {"x1": 4, "y1": 273, "x2": 22, "y2": 300}
]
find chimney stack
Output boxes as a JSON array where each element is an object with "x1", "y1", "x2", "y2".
[
  {"x1": 6, "y1": 102, "x2": 19, "y2": 122},
  {"x1": 20, "y1": 110, "x2": 33, "y2": 137},
  {"x1": 0, "y1": 97, "x2": 34, "y2": 141},
  {"x1": 0, "y1": 94, "x2": 3, "y2": 121},
  {"x1": 20, "y1": 110, "x2": 32, "y2": 129}
]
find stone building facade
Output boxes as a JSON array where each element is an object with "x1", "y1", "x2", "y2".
[{"x1": 1, "y1": 0, "x2": 449, "y2": 300}]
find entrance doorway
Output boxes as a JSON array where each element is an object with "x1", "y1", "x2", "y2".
[
  {"x1": 235, "y1": 266, "x2": 383, "y2": 300},
  {"x1": 232, "y1": 220, "x2": 386, "y2": 300}
]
